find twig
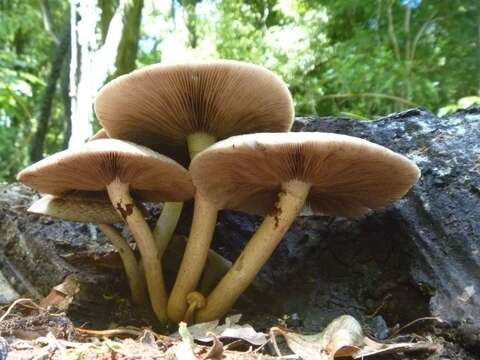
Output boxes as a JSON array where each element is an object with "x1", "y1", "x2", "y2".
[
  {"x1": 388, "y1": 317, "x2": 444, "y2": 338},
  {"x1": 75, "y1": 327, "x2": 170, "y2": 341},
  {"x1": 318, "y1": 93, "x2": 418, "y2": 107},
  {"x1": 367, "y1": 293, "x2": 392, "y2": 318},
  {"x1": 0, "y1": 298, "x2": 43, "y2": 323},
  {"x1": 269, "y1": 327, "x2": 284, "y2": 358}
]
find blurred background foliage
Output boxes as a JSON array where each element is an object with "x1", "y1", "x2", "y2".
[{"x1": 0, "y1": 0, "x2": 479, "y2": 182}]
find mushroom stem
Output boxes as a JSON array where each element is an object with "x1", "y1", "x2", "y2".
[
  {"x1": 187, "y1": 132, "x2": 216, "y2": 159},
  {"x1": 183, "y1": 292, "x2": 206, "y2": 324},
  {"x1": 195, "y1": 180, "x2": 311, "y2": 323},
  {"x1": 198, "y1": 247, "x2": 233, "y2": 294},
  {"x1": 106, "y1": 178, "x2": 168, "y2": 323},
  {"x1": 97, "y1": 224, "x2": 147, "y2": 305},
  {"x1": 162, "y1": 235, "x2": 232, "y2": 293},
  {"x1": 167, "y1": 192, "x2": 218, "y2": 323},
  {"x1": 153, "y1": 201, "x2": 183, "y2": 257}
]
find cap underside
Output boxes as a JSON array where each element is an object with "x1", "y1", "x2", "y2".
[
  {"x1": 190, "y1": 132, "x2": 421, "y2": 218},
  {"x1": 18, "y1": 139, "x2": 194, "y2": 202},
  {"x1": 95, "y1": 60, "x2": 294, "y2": 146},
  {"x1": 28, "y1": 195, "x2": 122, "y2": 224}
]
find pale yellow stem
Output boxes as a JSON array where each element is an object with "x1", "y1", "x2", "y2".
[
  {"x1": 167, "y1": 192, "x2": 218, "y2": 323},
  {"x1": 107, "y1": 179, "x2": 168, "y2": 323},
  {"x1": 183, "y1": 292, "x2": 205, "y2": 324},
  {"x1": 198, "y1": 248, "x2": 232, "y2": 294},
  {"x1": 98, "y1": 224, "x2": 147, "y2": 305},
  {"x1": 162, "y1": 236, "x2": 232, "y2": 293},
  {"x1": 153, "y1": 202, "x2": 183, "y2": 257},
  {"x1": 187, "y1": 132, "x2": 216, "y2": 159},
  {"x1": 196, "y1": 180, "x2": 311, "y2": 323}
]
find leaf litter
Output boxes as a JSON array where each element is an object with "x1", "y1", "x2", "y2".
[{"x1": 0, "y1": 278, "x2": 445, "y2": 359}]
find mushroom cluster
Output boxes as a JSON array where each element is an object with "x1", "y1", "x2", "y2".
[{"x1": 17, "y1": 60, "x2": 420, "y2": 326}]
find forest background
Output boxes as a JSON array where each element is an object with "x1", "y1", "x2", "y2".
[{"x1": 1, "y1": 0, "x2": 479, "y2": 183}]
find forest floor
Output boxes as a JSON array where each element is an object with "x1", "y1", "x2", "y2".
[{"x1": 0, "y1": 290, "x2": 471, "y2": 360}]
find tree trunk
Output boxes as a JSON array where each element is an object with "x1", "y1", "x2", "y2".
[
  {"x1": 61, "y1": 46, "x2": 72, "y2": 150},
  {"x1": 113, "y1": 0, "x2": 144, "y2": 77},
  {"x1": 29, "y1": 22, "x2": 70, "y2": 162},
  {"x1": 68, "y1": 0, "x2": 144, "y2": 148}
]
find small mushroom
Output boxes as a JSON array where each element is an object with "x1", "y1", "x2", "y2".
[
  {"x1": 28, "y1": 194, "x2": 147, "y2": 305},
  {"x1": 94, "y1": 60, "x2": 295, "y2": 322},
  {"x1": 189, "y1": 132, "x2": 421, "y2": 322},
  {"x1": 17, "y1": 139, "x2": 194, "y2": 323},
  {"x1": 86, "y1": 128, "x2": 186, "y2": 258}
]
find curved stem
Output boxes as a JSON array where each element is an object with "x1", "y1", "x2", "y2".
[
  {"x1": 183, "y1": 292, "x2": 206, "y2": 324},
  {"x1": 196, "y1": 180, "x2": 310, "y2": 323},
  {"x1": 98, "y1": 224, "x2": 147, "y2": 305},
  {"x1": 198, "y1": 248, "x2": 232, "y2": 294},
  {"x1": 187, "y1": 132, "x2": 216, "y2": 159},
  {"x1": 153, "y1": 201, "x2": 183, "y2": 257},
  {"x1": 162, "y1": 235, "x2": 232, "y2": 293},
  {"x1": 167, "y1": 192, "x2": 218, "y2": 323},
  {"x1": 107, "y1": 179, "x2": 168, "y2": 323}
]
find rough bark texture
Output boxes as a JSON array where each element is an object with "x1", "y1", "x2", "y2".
[{"x1": 1, "y1": 108, "x2": 479, "y2": 356}]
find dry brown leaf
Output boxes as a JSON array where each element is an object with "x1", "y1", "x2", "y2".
[
  {"x1": 270, "y1": 315, "x2": 440, "y2": 359},
  {"x1": 270, "y1": 315, "x2": 363, "y2": 360},
  {"x1": 175, "y1": 315, "x2": 267, "y2": 346},
  {"x1": 39, "y1": 275, "x2": 79, "y2": 311}
]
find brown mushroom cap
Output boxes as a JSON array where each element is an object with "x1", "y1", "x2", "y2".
[
  {"x1": 94, "y1": 60, "x2": 294, "y2": 146},
  {"x1": 17, "y1": 139, "x2": 194, "y2": 202},
  {"x1": 190, "y1": 132, "x2": 421, "y2": 218}
]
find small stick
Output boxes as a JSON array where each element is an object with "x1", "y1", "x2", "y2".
[
  {"x1": 75, "y1": 327, "x2": 170, "y2": 341},
  {"x1": 0, "y1": 298, "x2": 43, "y2": 322},
  {"x1": 388, "y1": 317, "x2": 444, "y2": 338}
]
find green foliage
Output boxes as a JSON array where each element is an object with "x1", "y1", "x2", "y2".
[{"x1": 0, "y1": 0, "x2": 67, "y2": 182}]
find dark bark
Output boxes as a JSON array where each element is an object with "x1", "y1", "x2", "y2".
[
  {"x1": 113, "y1": 0, "x2": 144, "y2": 77},
  {"x1": 29, "y1": 21, "x2": 70, "y2": 162},
  {"x1": 60, "y1": 41, "x2": 71, "y2": 150},
  {"x1": 39, "y1": 0, "x2": 60, "y2": 44},
  {"x1": 98, "y1": 0, "x2": 119, "y2": 43}
]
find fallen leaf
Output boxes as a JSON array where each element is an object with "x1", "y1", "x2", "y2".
[
  {"x1": 270, "y1": 315, "x2": 363, "y2": 360},
  {"x1": 39, "y1": 275, "x2": 79, "y2": 311},
  {"x1": 271, "y1": 315, "x2": 440, "y2": 359},
  {"x1": 174, "y1": 315, "x2": 267, "y2": 346}
]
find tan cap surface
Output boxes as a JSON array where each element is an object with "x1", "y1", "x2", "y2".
[
  {"x1": 18, "y1": 139, "x2": 194, "y2": 202},
  {"x1": 190, "y1": 132, "x2": 421, "y2": 217},
  {"x1": 94, "y1": 60, "x2": 294, "y2": 146},
  {"x1": 28, "y1": 195, "x2": 122, "y2": 224}
]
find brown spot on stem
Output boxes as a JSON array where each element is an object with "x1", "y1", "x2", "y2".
[
  {"x1": 116, "y1": 202, "x2": 134, "y2": 221},
  {"x1": 268, "y1": 190, "x2": 285, "y2": 229}
]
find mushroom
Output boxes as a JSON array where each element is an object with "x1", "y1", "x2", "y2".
[
  {"x1": 87, "y1": 127, "x2": 187, "y2": 258},
  {"x1": 17, "y1": 139, "x2": 194, "y2": 323},
  {"x1": 189, "y1": 132, "x2": 421, "y2": 322},
  {"x1": 94, "y1": 60, "x2": 294, "y2": 322},
  {"x1": 28, "y1": 194, "x2": 147, "y2": 305}
]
